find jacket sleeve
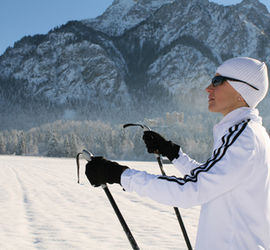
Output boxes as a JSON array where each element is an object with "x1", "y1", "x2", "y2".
[
  {"x1": 121, "y1": 123, "x2": 257, "y2": 208},
  {"x1": 172, "y1": 148, "x2": 202, "y2": 176}
]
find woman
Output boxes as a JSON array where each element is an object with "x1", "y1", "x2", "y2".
[{"x1": 85, "y1": 57, "x2": 270, "y2": 250}]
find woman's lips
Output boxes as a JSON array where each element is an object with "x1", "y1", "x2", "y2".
[{"x1": 208, "y1": 97, "x2": 215, "y2": 102}]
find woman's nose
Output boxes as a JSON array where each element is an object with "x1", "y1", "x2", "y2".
[{"x1": 205, "y1": 84, "x2": 214, "y2": 93}]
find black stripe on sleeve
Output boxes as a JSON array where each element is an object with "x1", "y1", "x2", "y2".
[{"x1": 158, "y1": 119, "x2": 250, "y2": 186}]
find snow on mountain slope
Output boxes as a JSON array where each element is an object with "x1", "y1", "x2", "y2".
[
  {"x1": 83, "y1": 0, "x2": 175, "y2": 36},
  {"x1": 0, "y1": 31, "x2": 130, "y2": 106},
  {"x1": 0, "y1": 155, "x2": 199, "y2": 250}
]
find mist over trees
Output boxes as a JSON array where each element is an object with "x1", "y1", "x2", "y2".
[
  {"x1": 1, "y1": 86, "x2": 270, "y2": 162},
  {"x1": 0, "y1": 110, "x2": 221, "y2": 162}
]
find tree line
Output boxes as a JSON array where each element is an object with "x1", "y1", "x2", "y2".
[{"x1": 0, "y1": 112, "x2": 218, "y2": 162}]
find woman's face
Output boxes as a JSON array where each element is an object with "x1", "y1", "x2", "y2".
[{"x1": 205, "y1": 75, "x2": 246, "y2": 116}]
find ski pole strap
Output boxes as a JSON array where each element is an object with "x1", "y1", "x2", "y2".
[
  {"x1": 76, "y1": 152, "x2": 82, "y2": 184},
  {"x1": 76, "y1": 150, "x2": 93, "y2": 184}
]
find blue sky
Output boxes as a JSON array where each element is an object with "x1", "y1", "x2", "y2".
[{"x1": 1, "y1": 0, "x2": 269, "y2": 55}]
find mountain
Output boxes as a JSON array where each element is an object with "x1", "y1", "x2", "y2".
[{"x1": 0, "y1": 0, "x2": 270, "y2": 129}]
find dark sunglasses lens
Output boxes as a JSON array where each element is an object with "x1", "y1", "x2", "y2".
[{"x1": 212, "y1": 76, "x2": 224, "y2": 87}]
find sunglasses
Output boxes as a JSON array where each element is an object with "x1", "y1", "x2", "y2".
[{"x1": 211, "y1": 75, "x2": 259, "y2": 91}]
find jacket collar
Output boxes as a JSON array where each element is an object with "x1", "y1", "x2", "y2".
[{"x1": 213, "y1": 107, "x2": 262, "y2": 141}]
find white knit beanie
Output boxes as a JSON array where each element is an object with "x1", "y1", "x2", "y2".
[{"x1": 216, "y1": 57, "x2": 269, "y2": 108}]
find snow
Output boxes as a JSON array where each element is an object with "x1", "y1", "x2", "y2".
[
  {"x1": 0, "y1": 155, "x2": 200, "y2": 250},
  {"x1": 83, "y1": 0, "x2": 175, "y2": 36}
]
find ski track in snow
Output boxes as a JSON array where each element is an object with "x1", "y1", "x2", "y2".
[{"x1": 0, "y1": 155, "x2": 200, "y2": 250}]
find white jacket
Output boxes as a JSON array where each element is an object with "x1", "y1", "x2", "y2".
[{"x1": 121, "y1": 107, "x2": 270, "y2": 250}]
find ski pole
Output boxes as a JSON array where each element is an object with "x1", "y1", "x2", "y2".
[
  {"x1": 123, "y1": 123, "x2": 193, "y2": 250},
  {"x1": 76, "y1": 149, "x2": 140, "y2": 250},
  {"x1": 155, "y1": 153, "x2": 193, "y2": 250}
]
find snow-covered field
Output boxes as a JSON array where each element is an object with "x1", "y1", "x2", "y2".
[{"x1": 0, "y1": 155, "x2": 200, "y2": 250}]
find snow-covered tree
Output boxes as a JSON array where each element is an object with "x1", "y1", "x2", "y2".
[{"x1": 47, "y1": 133, "x2": 60, "y2": 157}]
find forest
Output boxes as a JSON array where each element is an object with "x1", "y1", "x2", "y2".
[{"x1": 0, "y1": 110, "x2": 220, "y2": 162}]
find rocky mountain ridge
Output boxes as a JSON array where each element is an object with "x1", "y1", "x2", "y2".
[{"x1": 0, "y1": 0, "x2": 270, "y2": 129}]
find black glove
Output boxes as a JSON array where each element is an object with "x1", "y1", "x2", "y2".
[
  {"x1": 142, "y1": 131, "x2": 180, "y2": 161},
  {"x1": 85, "y1": 157, "x2": 129, "y2": 187}
]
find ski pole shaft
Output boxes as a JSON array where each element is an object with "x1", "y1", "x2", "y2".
[
  {"x1": 155, "y1": 154, "x2": 193, "y2": 250},
  {"x1": 173, "y1": 207, "x2": 193, "y2": 250},
  {"x1": 101, "y1": 184, "x2": 140, "y2": 250}
]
